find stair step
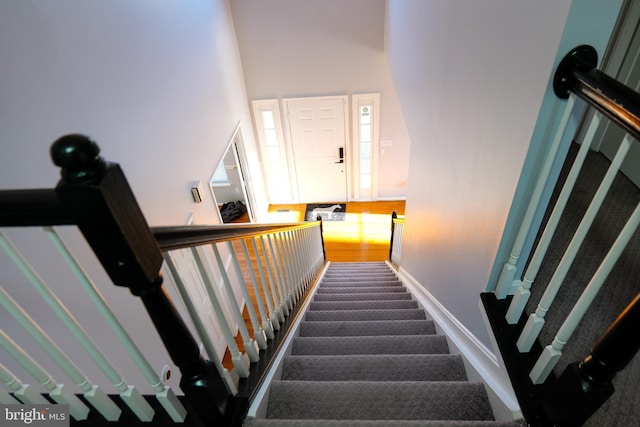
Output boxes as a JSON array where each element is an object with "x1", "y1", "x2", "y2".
[
  {"x1": 319, "y1": 280, "x2": 403, "y2": 287},
  {"x1": 305, "y1": 309, "x2": 426, "y2": 322},
  {"x1": 292, "y1": 335, "x2": 450, "y2": 355},
  {"x1": 282, "y1": 354, "x2": 467, "y2": 381},
  {"x1": 245, "y1": 419, "x2": 521, "y2": 427},
  {"x1": 328, "y1": 262, "x2": 388, "y2": 268},
  {"x1": 322, "y1": 276, "x2": 397, "y2": 283},
  {"x1": 309, "y1": 300, "x2": 418, "y2": 311},
  {"x1": 266, "y1": 381, "x2": 494, "y2": 421},
  {"x1": 313, "y1": 292, "x2": 412, "y2": 302},
  {"x1": 298, "y1": 319, "x2": 436, "y2": 337},
  {"x1": 316, "y1": 286, "x2": 406, "y2": 294}
]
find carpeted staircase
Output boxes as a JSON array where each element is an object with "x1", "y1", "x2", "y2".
[{"x1": 245, "y1": 262, "x2": 520, "y2": 426}]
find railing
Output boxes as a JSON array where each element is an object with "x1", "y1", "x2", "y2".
[
  {"x1": 485, "y1": 45, "x2": 640, "y2": 426},
  {"x1": 389, "y1": 211, "x2": 404, "y2": 265},
  {"x1": 0, "y1": 135, "x2": 326, "y2": 425}
]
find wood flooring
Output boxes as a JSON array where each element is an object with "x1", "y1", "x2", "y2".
[{"x1": 267, "y1": 200, "x2": 405, "y2": 262}]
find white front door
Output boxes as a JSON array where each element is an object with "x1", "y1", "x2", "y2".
[{"x1": 285, "y1": 96, "x2": 348, "y2": 203}]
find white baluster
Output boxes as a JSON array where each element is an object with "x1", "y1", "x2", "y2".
[
  {"x1": 495, "y1": 96, "x2": 577, "y2": 298},
  {"x1": 0, "y1": 286, "x2": 121, "y2": 421},
  {"x1": 259, "y1": 236, "x2": 285, "y2": 323},
  {"x1": 517, "y1": 133, "x2": 634, "y2": 352},
  {"x1": 46, "y1": 227, "x2": 187, "y2": 421},
  {"x1": 278, "y1": 232, "x2": 296, "y2": 306},
  {"x1": 251, "y1": 237, "x2": 280, "y2": 330},
  {"x1": 299, "y1": 228, "x2": 311, "y2": 286},
  {"x1": 162, "y1": 253, "x2": 240, "y2": 390},
  {"x1": 0, "y1": 331, "x2": 89, "y2": 419},
  {"x1": 228, "y1": 241, "x2": 267, "y2": 350},
  {"x1": 529, "y1": 199, "x2": 640, "y2": 384},
  {"x1": 266, "y1": 234, "x2": 290, "y2": 316},
  {"x1": 211, "y1": 243, "x2": 260, "y2": 363},
  {"x1": 241, "y1": 239, "x2": 274, "y2": 339},
  {"x1": 506, "y1": 113, "x2": 602, "y2": 324},
  {"x1": 291, "y1": 230, "x2": 304, "y2": 296},
  {"x1": 0, "y1": 232, "x2": 154, "y2": 421},
  {"x1": 0, "y1": 362, "x2": 50, "y2": 405}
]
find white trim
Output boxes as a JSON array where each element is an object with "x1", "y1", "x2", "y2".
[
  {"x1": 395, "y1": 264, "x2": 522, "y2": 420},
  {"x1": 352, "y1": 93, "x2": 380, "y2": 201},
  {"x1": 251, "y1": 100, "x2": 295, "y2": 203}
]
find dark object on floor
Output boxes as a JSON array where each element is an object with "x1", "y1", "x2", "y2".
[
  {"x1": 305, "y1": 203, "x2": 346, "y2": 221},
  {"x1": 221, "y1": 201, "x2": 246, "y2": 223}
]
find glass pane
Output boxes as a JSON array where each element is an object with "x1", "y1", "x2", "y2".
[
  {"x1": 212, "y1": 164, "x2": 229, "y2": 184},
  {"x1": 265, "y1": 129, "x2": 278, "y2": 147},
  {"x1": 360, "y1": 141, "x2": 371, "y2": 159},
  {"x1": 360, "y1": 158, "x2": 371, "y2": 174},
  {"x1": 360, "y1": 106, "x2": 371, "y2": 125},
  {"x1": 261, "y1": 110, "x2": 275, "y2": 129},
  {"x1": 360, "y1": 124, "x2": 371, "y2": 142},
  {"x1": 268, "y1": 146, "x2": 280, "y2": 163},
  {"x1": 360, "y1": 174, "x2": 371, "y2": 190}
]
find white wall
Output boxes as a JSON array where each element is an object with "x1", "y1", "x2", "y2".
[
  {"x1": 230, "y1": 0, "x2": 411, "y2": 200},
  {"x1": 0, "y1": 0, "x2": 261, "y2": 395},
  {"x1": 385, "y1": 0, "x2": 573, "y2": 346}
]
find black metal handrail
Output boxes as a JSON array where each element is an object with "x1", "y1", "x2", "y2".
[{"x1": 553, "y1": 44, "x2": 640, "y2": 142}]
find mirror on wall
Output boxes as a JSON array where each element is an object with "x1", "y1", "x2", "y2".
[{"x1": 210, "y1": 135, "x2": 254, "y2": 224}]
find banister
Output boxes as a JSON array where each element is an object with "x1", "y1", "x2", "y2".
[
  {"x1": 48, "y1": 134, "x2": 234, "y2": 425},
  {"x1": 0, "y1": 189, "x2": 73, "y2": 226},
  {"x1": 553, "y1": 44, "x2": 640, "y2": 142},
  {"x1": 151, "y1": 221, "x2": 321, "y2": 251}
]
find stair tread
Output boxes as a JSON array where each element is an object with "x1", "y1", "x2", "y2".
[
  {"x1": 320, "y1": 282, "x2": 403, "y2": 288},
  {"x1": 316, "y1": 286, "x2": 407, "y2": 293},
  {"x1": 266, "y1": 381, "x2": 495, "y2": 421},
  {"x1": 313, "y1": 292, "x2": 412, "y2": 301},
  {"x1": 292, "y1": 335, "x2": 450, "y2": 355},
  {"x1": 282, "y1": 354, "x2": 467, "y2": 381},
  {"x1": 299, "y1": 319, "x2": 436, "y2": 337},
  {"x1": 305, "y1": 308, "x2": 426, "y2": 321},
  {"x1": 309, "y1": 300, "x2": 418, "y2": 310}
]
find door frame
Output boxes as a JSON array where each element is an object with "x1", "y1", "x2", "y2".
[{"x1": 283, "y1": 95, "x2": 351, "y2": 203}]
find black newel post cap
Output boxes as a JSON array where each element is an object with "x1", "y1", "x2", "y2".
[{"x1": 51, "y1": 134, "x2": 107, "y2": 182}]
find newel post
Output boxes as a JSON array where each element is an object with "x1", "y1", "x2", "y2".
[
  {"x1": 389, "y1": 211, "x2": 398, "y2": 261},
  {"x1": 50, "y1": 134, "x2": 233, "y2": 425},
  {"x1": 540, "y1": 291, "x2": 640, "y2": 426}
]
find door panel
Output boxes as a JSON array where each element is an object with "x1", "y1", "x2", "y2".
[{"x1": 285, "y1": 97, "x2": 348, "y2": 203}]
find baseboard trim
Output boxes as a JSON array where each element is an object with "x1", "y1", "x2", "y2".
[{"x1": 394, "y1": 264, "x2": 522, "y2": 419}]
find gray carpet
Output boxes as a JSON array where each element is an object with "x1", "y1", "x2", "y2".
[
  {"x1": 245, "y1": 262, "x2": 520, "y2": 427},
  {"x1": 524, "y1": 144, "x2": 640, "y2": 426}
]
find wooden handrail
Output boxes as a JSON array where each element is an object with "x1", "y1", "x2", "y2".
[
  {"x1": 0, "y1": 189, "x2": 73, "y2": 226},
  {"x1": 152, "y1": 221, "x2": 320, "y2": 251}
]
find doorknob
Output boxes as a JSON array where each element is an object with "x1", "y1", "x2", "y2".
[{"x1": 335, "y1": 147, "x2": 344, "y2": 164}]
